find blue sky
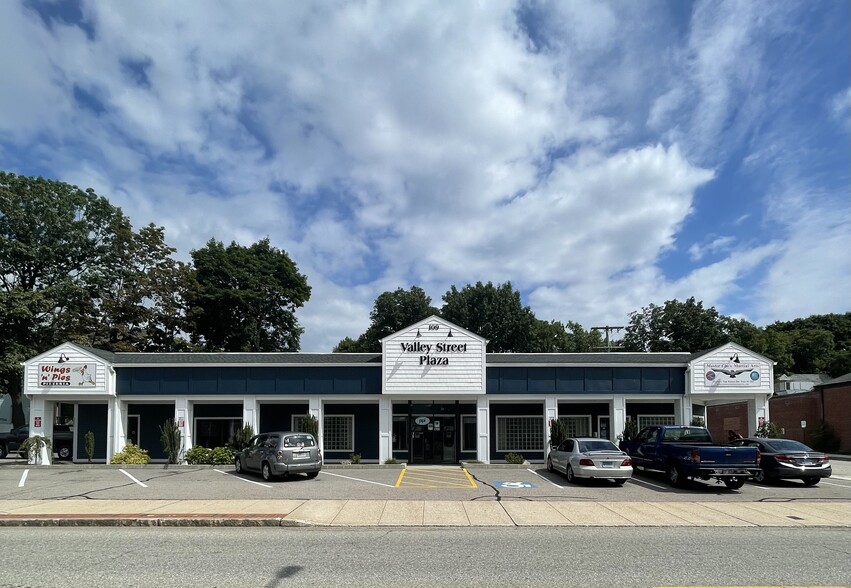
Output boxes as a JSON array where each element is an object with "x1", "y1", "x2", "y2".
[{"x1": 1, "y1": 0, "x2": 849, "y2": 351}]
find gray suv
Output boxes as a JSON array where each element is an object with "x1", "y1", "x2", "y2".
[{"x1": 235, "y1": 432, "x2": 322, "y2": 481}]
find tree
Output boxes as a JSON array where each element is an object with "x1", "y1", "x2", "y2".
[
  {"x1": 189, "y1": 238, "x2": 310, "y2": 351},
  {"x1": 334, "y1": 286, "x2": 438, "y2": 352},
  {"x1": 0, "y1": 171, "x2": 149, "y2": 427},
  {"x1": 528, "y1": 320, "x2": 606, "y2": 353},
  {"x1": 440, "y1": 281, "x2": 534, "y2": 352},
  {"x1": 622, "y1": 297, "x2": 726, "y2": 352}
]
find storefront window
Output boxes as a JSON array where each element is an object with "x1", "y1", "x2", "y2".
[
  {"x1": 638, "y1": 415, "x2": 676, "y2": 428},
  {"x1": 392, "y1": 416, "x2": 408, "y2": 451},
  {"x1": 323, "y1": 415, "x2": 354, "y2": 452},
  {"x1": 194, "y1": 418, "x2": 241, "y2": 449},
  {"x1": 559, "y1": 416, "x2": 591, "y2": 437},
  {"x1": 496, "y1": 416, "x2": 544, "y2": 452}
]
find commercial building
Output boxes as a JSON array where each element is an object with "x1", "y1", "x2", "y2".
[{"x1": 22, "y1": 316, "x2": 775, "y2": 463}]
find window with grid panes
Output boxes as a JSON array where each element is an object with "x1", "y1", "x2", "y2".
[
  {"x1": 496, "y1": 416, "x2": 544, "y2": 452},
  {"x1": 323, "y1": 415, "x2": 354, "y2": 452},
  {"x1": 558, "y1": 416, "x2": 591, "y2": 437},
  {"x1": 638, "y1": 415, "x2": 676, "y2": 428}
]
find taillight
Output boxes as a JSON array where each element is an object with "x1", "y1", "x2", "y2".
[
  {"x1": 579, "y1": 458, "x2": 594, "y2": 466},
  {"x1": 621, "y1": 457, "x2": 632, "y2": 467},
  {"x1": 755, "y1": 449, "x2": 761, "y2": 464},
  {"x1": 690, "y1": 448, "x2": 700, "y2": 463},
  {"x1": 818, "y1": 456, "x2": 829, "y2": 463},
  {"x1": 774, "y1": 453, "x2": 790, "y2": 463}
]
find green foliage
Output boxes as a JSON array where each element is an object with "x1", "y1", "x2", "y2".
[
  {"x1": 209, "y1": 447, "x2": 235, "y2": 465},
  {"x1": 301, "y1": 414, "x2": 319, "y2": 438},
  {"x1": 20, "y1": 435, "x2": 52, "y2": 464},
  {"x1": 160, "y1": 418, "x2": 182, "y2": 464},
  {"x1": 227, "y1": 423, "x2": 254, "y2": 453},
  {"x1": 809, "y1": 421, "x2": 840, "y2": 453},
  {"x1": 184, "y1": 446, "x2": 212, "y2": 464},
  {"x1": 623, "y1": 297, "x2": 725, "y2": 352},
  {"x1": 334, "y1": 286, "x2": 438, "y2": 352},
  {"x1": 621, "y1": 419, "x2": 639, "y2": 442},
  {"x1": 550, "y1": 418, "x2": 567, "y2": 448},
  {"x1": 110, "y1": 442, "x2": 151, "y2": 464},
  {"x1": 190, "y1": 238, "x2": 311, "y2": 351},
  {"x1": 504, "y1": 452, "x2": 525, "y2": 464},
  {"x1": 84, "y1": 431, "x2": 95, "y2": 463},
  {"x1": 349, "y1": 453, "x2": 361, "y2": 464},
  {"x1": 384, "y1": 458, "x2": 399, "y2": 464},
  {"x1": 754, "y1": 421, "x2": 783, "y2": 438},
  {"x1": 441, "y1": 281, "x2": 534, "y2": 352}
]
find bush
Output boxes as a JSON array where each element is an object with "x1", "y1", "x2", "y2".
[
  {"x1": 110, "y1": 442, "x2": 151, "y2": 464},
  {"x1": 384, "y1": 458, "x2": 399, "y2": 464},
  {"x1": 621, "y1": 419, "x2": 638, "y2": 442},
  {"x1": 160, "y1": 418, "x2": 182, "y2": 464},
  {"x1": 504, "y1": 452, "x2": 525, "y2": 464},
  {"x1": 301, "y1": 414, "x2": 319, "y2": 437},
  {"x1": 227, "y1": 424, "x2": 254, "y2": 453},
  {"x1": 84, "y1": 431, "x2": 95, "y2": 463},
  {"x1": 550, "y1": 419, "x2": 567, "y2": 448},
  {"x1": 184, "y1": 446, "x2": 212, "y2": 464},
  {"x1": 210, "y1": 447, "x2": 235, "y2": 465},
  {"x1": 809, "y1": 421, "x2": 841, "y2": 453},
  {"x1": 350, "y1": 453, "x2": 361, "y2": 464},
  {"x1": 755, "y1": 421, "x2": 783, "y2": 438},
  {"x1": 20, "y1": 435, "x2": 52, "y2": 464}
]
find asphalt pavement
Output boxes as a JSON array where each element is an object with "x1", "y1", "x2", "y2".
[{"x1": 1, "y1": 460, "x2": 849, "y2": 528}]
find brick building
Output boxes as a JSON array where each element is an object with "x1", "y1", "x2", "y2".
[{"x1": 708, "y1": 372, "x2": 851, "y2": 452}]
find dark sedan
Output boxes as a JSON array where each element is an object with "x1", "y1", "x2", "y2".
[{"x1": 731, "y1": 438, "x2": 831, "y2": 485}]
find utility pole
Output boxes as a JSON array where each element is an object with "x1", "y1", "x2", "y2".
[{"x1": 591, "y1": 325, "x2": 625, "y2": 352}]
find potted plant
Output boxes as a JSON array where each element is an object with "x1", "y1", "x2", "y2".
[{"x1": 20, "y1": 434, "x2": 52, "y2": 465}]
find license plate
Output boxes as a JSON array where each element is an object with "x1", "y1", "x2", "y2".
[
  {"x1": 293, "y1": 451, "x2": 309, "y2": 460},
  {"x1": 601, "y1": 461, "x2": 614, "y2": 468}
]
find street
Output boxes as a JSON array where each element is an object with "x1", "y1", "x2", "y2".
[{"x1": 1, "y1": 526, "x2": 849, "y2": 587}]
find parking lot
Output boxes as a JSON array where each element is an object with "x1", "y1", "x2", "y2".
[{"x1": 2, "y1": 458, "x2": 850, "y2": 504}]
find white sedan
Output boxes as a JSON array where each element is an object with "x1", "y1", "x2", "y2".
[{"x1": 547, "y1": 437, "x2": 633, "y2": 485}]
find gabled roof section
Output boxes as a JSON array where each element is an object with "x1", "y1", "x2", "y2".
[
  {"x1": 23, "y1": 342, "x2": 115, "y2": 365},
  {"x1": 689, "y1": 341, "x2": 775, "y2": 364},
  {"x1": 379, "y1": 315, "x2": 488, "y2": 345},
  {"x1": 818, "y1": 372, "x2": 851, "y2": 387}
]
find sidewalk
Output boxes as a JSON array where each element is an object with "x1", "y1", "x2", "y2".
[{"x1": 1, "y1": 498, "x2": 849, "y2": 527}]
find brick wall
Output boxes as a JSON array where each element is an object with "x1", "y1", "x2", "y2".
[{"x1": 707, "y1": 383, "x2": 851, "y2": 451}]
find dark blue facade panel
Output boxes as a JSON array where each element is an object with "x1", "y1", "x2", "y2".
[
  {"x1": 259, "y1": 403, "x2": 309, "y2": 433},
  {"x1": 77, "y1": 403, "x2": 108, "y2": 460},
  {"x1": 194, "y1": 403, "x2": 241, "y2": 418},
  {"x1": 128, "y1": 403, "x2": 173, "y2": 460},
  {"x1": 324, "y1": 403, "x2": 379, "y2": 460},
  {"x1": 487, "y1": 367, "x2": 684, "y2": 394},
  {"x1": 118, "y1": 367, "x2": 381, "y2": 395}
]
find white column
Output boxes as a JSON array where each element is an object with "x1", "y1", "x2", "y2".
[
  {"x1": 378, "y1": 397, "x2": 392, "y2": 463},
  {"x1": 544, "y1": 395, "x2": 557, "y2": 456},
  {"x1": 613, "y1": 395, "x2": 626, "y2": 443},
  {"x1": 175, "y1": 398, "x2": 191, "y2": 454},
  {"x1": 28, "y1": 397, "x2": 52, "y2": 464},
  {"x1": 242, "y1": 396, "x2": 257, "y2": 433},
  {"x1": 476, "y1": 396, "x2": 490, "y2": 464},
  {"x1": 108, "y1": 396, "x2": 124, "y2": 462},
  {"x1": 308, "y1": 397, "x2": 323, "y2": 455},
  {"x1": 747, "y1": 395, "x2": 769, "y2": 437},
  {"x1": 676, "y1": 397, "x2": 692, "y2": 425}
]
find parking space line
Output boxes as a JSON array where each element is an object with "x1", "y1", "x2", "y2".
[
  {"x1": 18, "y1": 470, "x2": 28, "y2": 488},
  {"x1": 214, "y1": 469, "x2": 273, "y2": 488},
  {"x1": 321, "y1": 471, "x2": 396, "y2": 488},
  {"x1": 820, "y1": 481, "x2": 851, "y2": 488},
  {"x1": 830, "y1": 475, "x2": 851, "y2": 481},
  {"x1": 119, "y1": 469, "x2": 148, "y2": 488},
  {"x1": 396, "y1": 467, "x2": 477, "y2": 489},
  {"x1": 527, "y1": 468, "x2": 563, "y2": 488},
  {"x1": 629, "y1": 477, "x2": 666, "y2": 489}
]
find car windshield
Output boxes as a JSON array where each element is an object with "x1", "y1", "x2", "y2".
[
  {"x1": 283, "y1": 434, "x2": 315, "y2": 448},
  {"x1": 578, "y1": 440, "x2": 619, "y2": 452},
  {"x1": 766, "y1": 440, "x2": 811, "y2": 452}
]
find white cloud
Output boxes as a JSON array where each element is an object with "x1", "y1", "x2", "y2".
[{"x1": 830, "y1": 86, "x2": 851, "y2": 132}]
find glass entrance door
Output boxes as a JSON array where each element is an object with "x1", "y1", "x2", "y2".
[{"x1": 411, "y1": 414, "x2": 457, "y2": 464}]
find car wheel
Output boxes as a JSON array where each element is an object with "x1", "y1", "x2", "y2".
[
  {"x1": 57, "y1": 446, "x2": 71, "y2": 460},
  {"x1": 546, "y1": 457, "x2": 553, "y2": 473},
  {"x1": 666, "y1": 464, "x2": 684, "y2": 488},
  {"x1": 724, "y1": 477, "x2": 745, "y2": 490},
  {"x1": 566, "y1": 465, "x2": 576, "y2": 484},
  {"x1": 306, "y1": 471, "x2": 319, "y2": 479},
  {"x1": 802, "y1": 477, "x2": 820, "y2": 486},
  {"x1": 261, "y1": 462, "x2": 274, "y2": 481},
  {"x1": 0, "y1": 444, "x2": 7, "y2": 460},
  {"x1": 753, "y1": 469, "x2": 767, "y2": 484},
  {"x1": 234, "y1": 457, "x2": 243, "y2": 474}
]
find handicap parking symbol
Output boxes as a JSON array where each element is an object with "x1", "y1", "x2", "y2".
[{"x1": 494, "y1": 481, "x2": 536, "y2": 489}]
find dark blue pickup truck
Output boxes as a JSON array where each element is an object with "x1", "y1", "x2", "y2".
[{"x1": 621, "y1": 425, "x2": 760, "y2": 489}]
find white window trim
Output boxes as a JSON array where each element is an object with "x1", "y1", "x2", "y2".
[
  {"x1": 638, "y1": 414, "x2": 676, "y2": 429},
  {"x1": 461, "y1": 415, "x2": 476, "y2": 452},
  {"x1": 323, "y1": 414, "x2": 355, "y2": 453},
  {"x1": 496, "y1": 415, "x2": 545, "y2": 452}
]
